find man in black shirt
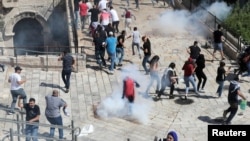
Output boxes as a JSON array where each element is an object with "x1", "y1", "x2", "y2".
[
  {"x1": 141, "y1": 36, "x2": 151, "y2": 75},
  {"x1": 212, "y1": 24, "x2": 225, "y2": 62},
  {"x1": 105, "y1": 23, "x2": 115, "y2": 37},
  {"x1": 116, "y1": 30, "x2": 126, "y2": 66},
  {"x1": 88, "y1": 4, "x2": 100, "y2": 24},
  {"x1": 187, "y1": 41, "x2": 201, "y2": 62},
  {"x1": 222, "y1": 76, "x2": 246, "y2": 125},
  {"x1": 93, "y1": 32, "x2": 107, "y2": 68},
  {"x1": 58, "y1": 50, "x2": 75, "y2": 93},
  {"x1": 18, "y1": 98, "x2": 40, "y2": 141}
]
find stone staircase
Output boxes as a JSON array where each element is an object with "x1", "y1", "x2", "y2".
[{"x1": 0, "y1": 66, "x2": 79, "y2": 140}]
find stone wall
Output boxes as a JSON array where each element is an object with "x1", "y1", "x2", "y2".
[{"x1": 0, "y1": 54, "x2": 86, "y2": 71}]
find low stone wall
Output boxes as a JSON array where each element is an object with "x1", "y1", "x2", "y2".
[{"x1": 0, "y1": 54, "x2": 86, "y2": 71}]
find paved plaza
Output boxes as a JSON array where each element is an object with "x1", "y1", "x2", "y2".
[{"x1": 0, "y1": 1, "x2": 250, "y2": 141}]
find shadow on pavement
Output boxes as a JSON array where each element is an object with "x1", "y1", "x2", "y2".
[
  {"x1": 198, "y1": 116, "x2": 224, "y2": 125},
  {"x1": 40, "y1": 82, "x2": 66, "y2": 92}
]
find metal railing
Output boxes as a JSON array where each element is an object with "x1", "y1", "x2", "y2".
[
  {"x1": 181, "y1": 0, "x2": 249, "y2": 53},
  {"x1": 0, "y1": 46, "x2": 86, "y2": 72},
  {"x1": 0, "y1": 114, "x2": 81, "y2": 141}
]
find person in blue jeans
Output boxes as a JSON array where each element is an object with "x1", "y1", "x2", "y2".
[
  {"x1": 58, "y1": 50, "x2": 75, "y2": 93},
  {"x1": 74, "y1": 0, "x2": 80, "y2": 29},
  {"x1": 146, "y1": 55, "x2": 161, "y2": 96},
  {"x1": 18, "y1": 98, "x2": 40, "y2": 141},
  {"x1": 182, "y1": 58, "x2": 199, "y2": 100},
  {"x1": 45, "y1": 90, "x2": 68, "y2": 140},
  {"x1": 216, "y1": 61, "x2": 231, "y2": 97},
  {"x1": 8, "y1": 66, "x2": 27, "y2": 115},
  {"x1": 116, "y1": 30, "x2": 126, "y2": 66},
  {"x1": 141, "y1": 36, "x2": 151, "y2": 75},
  {"x1": 105, "y1": 31, "x2": 117, "y2": 74}
]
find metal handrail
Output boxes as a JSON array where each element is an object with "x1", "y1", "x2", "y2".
[
  {"x1": 0, "y1": 114, "x2": 81, "y2": 141},
  {"x1": 0, "y1": 46, "x2": 85, "y2": 72}
]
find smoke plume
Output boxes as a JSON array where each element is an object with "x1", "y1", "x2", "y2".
[
  {"x1": 95, "y1": 64, "x2": 153, "y2": 124},
  {"x1": 149, "y1": 1, "x2": 232, "y2": 37}
]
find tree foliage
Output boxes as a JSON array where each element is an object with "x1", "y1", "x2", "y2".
[{"x1": 223, "y1": 1, "x2": 250, "y2": 44}]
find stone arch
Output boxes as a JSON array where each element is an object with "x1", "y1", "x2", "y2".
[{"x1": 3, "y1": 11, "x2": 49, "y2": 38}]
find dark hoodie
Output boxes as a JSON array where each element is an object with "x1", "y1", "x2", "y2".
[
  {"x1": 195, "y1": 54, "x2": 205, "y2": 72},
  {"x1": 228, "y1": 80, "x2": 240, "y2": 103}
]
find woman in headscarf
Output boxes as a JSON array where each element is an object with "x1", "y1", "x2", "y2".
[
  {"x1": 166, "y1": 131, "x2": 178, "y2": 141},
  {"x1": 157, "y1": 62, "x2": 178, "y2": 99}
]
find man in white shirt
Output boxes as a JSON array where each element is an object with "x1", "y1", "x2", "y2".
[
  {"x1": 98, "y1": 0, "x2": 109, "y2": 11},
  {"x1": 8, "y1": 66, "x2": 27, "y2": 115},
  {"x1": 127, "y1": 27, "x2": 141, "y2": 58},
  {"x1": 86, "y1": 0, "x2": 93, "y2": 24},
  {"x1": 109, "y1": 6, "x2": 120, "y2": 33}
]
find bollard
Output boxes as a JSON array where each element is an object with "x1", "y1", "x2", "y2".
[
  {"x1": 46, "y1": 46, "x2": 48, "y2": 71},
  {"x1": 21, "y1": 110, "x2": 24, "y2": 132},
  {"x1": 16, "y1": 114, "x2": 21, "y2": 141},
  {"x1": 10, "y1": 128, "x2": 14, "y2": 141},
  {"x1": 71, "y1": 120, "x2": 75, "y2": 141}
]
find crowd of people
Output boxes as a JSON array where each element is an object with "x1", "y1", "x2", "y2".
[
  {"x1": 74, "y1": 0, "x2": 249, "y2": 125},
  {"x1": 2, "y1": 0, "x2": 250, "y2": 140},
  {"x1": 74, "y1": 0, "x2": 249, "y2": 128},
  {"x1": 7, "y1": 66, "x2": 70, "y2": 140}
]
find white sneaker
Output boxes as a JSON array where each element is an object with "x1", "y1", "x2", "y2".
[
  {"x1": 109, "y1": 70, "x2": 114, "y2": 74},
  {"x1": 199, "y1": 88, "x2": 205, "y2": 92}
]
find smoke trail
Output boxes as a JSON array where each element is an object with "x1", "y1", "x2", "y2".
[
  {"x1": 149, "y1": 1, "x2": 232, "y2": 37},
  {"x1": 96, "y1": 64, "x2": 153, "y2": 124}
]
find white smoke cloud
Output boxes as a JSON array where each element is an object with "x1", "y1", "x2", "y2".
[
  {"x1": 95, "y1": 64, "x2": 153, "y2": 124},
  {"x1": 150, "y1": 1, "x2": 232, "y2": 37},
  {"x1": 206, "y1": 1, "x2": 232, "y2": 21}
]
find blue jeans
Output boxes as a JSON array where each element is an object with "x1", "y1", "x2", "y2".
[
  {"x1": 168, "y1": 0, "x2": 175, "y2": 6},
  {"x1": 80, "y1": 15, "x2": 87, "y2": 30},
  {"x1": 116, "y1": 47, "x2": 124, "y2": 64},
  {"x1": 146, "y1": 71, "x2": 160, "y2": 94},
  {"x1": 25, "y1": 124, "x2": 39, "y2": 141},
  {"x1": 214, "y1": 43, "x2": 223, "y2": 51},
  {"x1": 62, "y1": 69, "x2": 72, "y2": 89},
  {"x1": 108, "y1": 52, "x2": 116, "y2": 71},
  {"x1": 132, "y1": 42, "x2": 140, "y2": 56},
  {"x1": 46, "y1": 116, "x2": 63, "y2": 139},
  {"x1": 184, "y1": 75, "x2": 198, "y2": 94},
  {"x1": 142, "y1": 55, "x2": 151, "y2": 73},
  {"x1": 10, "y1": 88, "x2": 27, "y2": 112},
  {"x1": 216, "y1": 80, "x2": 224, "y2": 97},
  {"x1": 74, "y1": 11, "x2": 79, "y2": 29},
  {"x1": 126, "y1": 0, "x2": 129, "y2": 6}
]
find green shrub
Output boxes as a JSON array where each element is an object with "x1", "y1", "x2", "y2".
[{"x1": 223, "y1": 1, "x2": 250, "y2": 44}]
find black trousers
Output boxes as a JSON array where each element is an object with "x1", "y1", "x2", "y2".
[
  {"x1": 195, "y1": 69, "x2": 207, "y2": 91},
  {"x1": 225, "y1": 102, "x2": 238, "y2": 124},
  {"x1": 112, "y1": 21, "x2": 119, "y2": 33}
]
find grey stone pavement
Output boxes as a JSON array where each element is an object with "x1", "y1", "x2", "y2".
[{"x1": 1, "y1": 1, "x2": 250, "y2": 141}]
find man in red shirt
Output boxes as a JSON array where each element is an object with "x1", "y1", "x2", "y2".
[{"x1": 79, "y1": 0, "x2": 88, "y2": 31}]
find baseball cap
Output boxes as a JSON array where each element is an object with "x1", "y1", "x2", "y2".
[
  {"x1": 109, "y1": 31, "x2": 113, "y2": 36},
  {"x1": 15, "y1": 66, "x2": 22, "y2": 71}
]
